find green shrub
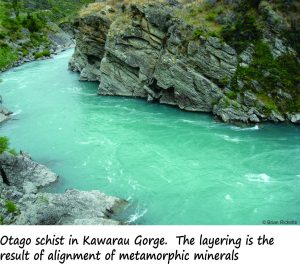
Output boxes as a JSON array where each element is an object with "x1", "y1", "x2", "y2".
[
  {"x1": 221, "y1": 10, "x2": 262, "y2": 52},
  {"x1": 224, "y1": 97, "x2": 231, "y2": 107},
  {"x1": 10, "y1": 30, "x2": 24, "y2": 41},
  {"x1": 0, "y1": 136, "x2": 9, "y2": 154},
  {"x1": 249, "y1": 42, "x2": 299, "y2": 92},
  {"x1": 5, "y1": 200, "x2": 17, "y2": 214},
  {"x1": 30, "y1": 32, "x2": 47, "y2": 47},
  {"x1": 193, "y1": 28, "x2": 204, "y2": 39},
  {"x1": 0, "y1": 137, "x2": 18, "y2": 155},
  {"x1": 31, "y1": 32, "x2": 42, "y2": 40},
  {"x1": 22, "y1": 13, "x2": 45, "y2": 32},
  {"x1": 0, "y1": 45, "x2": 18, "y2": 70},
  {"x1": 207, "y1": 31, "x2": 221, "y2": 38},
  {"x1": 1, "y1": 17, "x2": 22, "y2": 31},
  {"x1": 34, "y1": 52, "x2": 43, "y2": 59},
  {"x1": 34, "y1": 49, "x2": 50, "y2": 59},
  {"x1": 22, "y1": 48, "x2": 29, "y2": 56},
  {"x1": 206, "y1": 12, "x2": 217, "y2": 22},
  {"x1": 257, "y1": 93, "x2": 278, "y2": 113},
  {"x1": 227, "y1": 91, "x2": 237, "y2": 99},
  {"x1": 42, "y1": 49, "x2": 50, "y2": 57},
  {"x1": 192, "y1": 27, "x2": 221, "y2": 40}
]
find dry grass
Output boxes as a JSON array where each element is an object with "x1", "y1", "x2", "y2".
[
  {"x1": 79, "y1": 0, "x2": 224, "y2": 35},
  {"x1": 174, "y1": 0, "x2": 225, "y2": 35},
  {"x1": 79, "y1": 3, "x2": 107, "y2": 16},
  {"x1": 79, "y1": 0, "x2": 166, "y2": 17},
  {"x1": 108, "y1": 14, "x2": 132, "y2": 37}
]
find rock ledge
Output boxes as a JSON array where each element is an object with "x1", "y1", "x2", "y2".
[{"x1": 0, "y1": 151, "x2": 126, "y2": 225}]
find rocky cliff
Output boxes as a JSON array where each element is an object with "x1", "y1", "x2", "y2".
[
  {"x1": 69, "y1": 0, "x2": 300, "y2": 124},
  {"x1": 0, "y1": 151, "x2": 126, "y2": 225}
]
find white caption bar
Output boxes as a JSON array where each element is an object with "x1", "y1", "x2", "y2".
[{"x1": 0, "y1": 226, "x2": 299, "y2": 264}]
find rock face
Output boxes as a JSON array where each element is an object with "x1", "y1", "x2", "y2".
[
  {"x1": 69, "y1": 1, "x2": 300, "y2": 124},
  {"x1": 0, "y1": 151, "x2": 126, "y2": 225},
  {"x1": 69, "y1": 8, "x2": 112, "y2": 81}
]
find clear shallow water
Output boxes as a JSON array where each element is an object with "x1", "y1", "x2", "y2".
[{"x1": 1, "y1": 49, "x2": 300, "y2": 224}]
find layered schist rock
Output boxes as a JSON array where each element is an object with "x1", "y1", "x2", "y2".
[
  {"x1": 0, "y1": 151, "x2": 126, "y2": 225},
  {"x1": 69, "y1": 6, "x2": 114, "y2": 81},
  {"x1": 69, "y1": 2, "x2": 300, "y2": 124}
]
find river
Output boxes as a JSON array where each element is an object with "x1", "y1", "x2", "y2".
[{"x1": 1, "y1": 49, "x2": 300, "y2": 224}]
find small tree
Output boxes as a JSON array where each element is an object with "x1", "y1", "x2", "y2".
[
  {"x1": 221, "y1": 10, "x2": 262, "y2": 52},
  {"x1": 0, "y1": 137, "x2": 9, "y2": 154},
  {"x1": 23, "y1": 13, "x2": 45, "y2": 32}
]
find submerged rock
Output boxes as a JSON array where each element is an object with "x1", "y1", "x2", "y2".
[
  {"x1": 0, "y1": 152, "x2": 126, "y2": 225},
  {"x1": 0, "y1": 104, "x2": 13, "y2": 124}
]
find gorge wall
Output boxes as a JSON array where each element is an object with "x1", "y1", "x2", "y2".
[{"x1": 69, "y1": 0, "x2": 300, "y2": 124}]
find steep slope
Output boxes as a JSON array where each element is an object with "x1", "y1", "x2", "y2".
[{"x1": 69, "y1": 0, "x2": 300, "y2": 124}]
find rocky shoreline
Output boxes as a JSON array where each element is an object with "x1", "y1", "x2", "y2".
[
  {"x1": 0, "y1": 151, "x2": 127, "y2": 225},
  {"x1": 1, "y1": 48, "x2": 128, "y2": 225},
  {"x1": 12, "y1": 31, "x2": 75, "y2": 70},
  {"x1": 69, "y1": 1, "x2": 300, "y2": 125},
  {"x1": 0, "y1": 25, "x2": 75, "y2": 73},
  {"x1": 0, "y1": 98, "x2": 127, "y2": 225}
]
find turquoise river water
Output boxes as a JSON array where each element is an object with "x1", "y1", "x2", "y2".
[{"x1": 0, "y1": 50, "x2": 300, "y2": 224}]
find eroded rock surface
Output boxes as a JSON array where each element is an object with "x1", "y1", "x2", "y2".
[
  {"x1": 69, "y1": 1, "x2": 300, "y2": 124},
  {"x1": 0, "y1": 152, "x2": 126, "y2": 225}
]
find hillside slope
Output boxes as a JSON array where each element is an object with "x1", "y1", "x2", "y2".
[{"x1": 0, "y1": 0, "x2": 94, "y2": 71}]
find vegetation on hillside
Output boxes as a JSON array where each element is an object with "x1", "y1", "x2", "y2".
[
  {"x1": 0, "y1": 0, "x2": 94, "y2": 71},
  {"x1": 231, "y1": 41, "x2": 300, "y2": 114},
  {"x1": 1, "y1": 0, "x2": 299, "y2": 115},
  {"x1": 172, "y1": 0, "x2": 299, "y2": 113}
]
